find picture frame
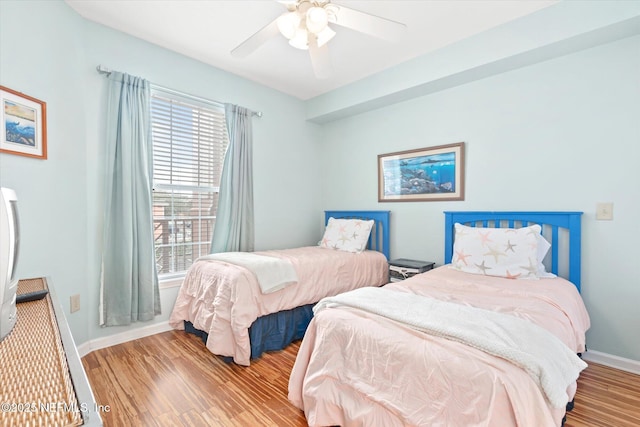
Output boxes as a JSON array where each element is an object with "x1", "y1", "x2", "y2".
[
  {"x1": 0, "y1": 85, "x2": 47, "y2": 160},
  {"x1": 378, "y1": 142, "x2": 465, "y2": 202}
]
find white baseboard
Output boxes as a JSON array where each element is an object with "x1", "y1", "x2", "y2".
[
  {"x1": 582, "y1": 350, "x2": 640, "y2": 375},
  {"x1": 76, "y1": 321, "x2": 173, "y2": 358}
]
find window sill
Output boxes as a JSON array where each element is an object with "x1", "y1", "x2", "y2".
[{"x1": 159, "y1": 275, "x2": 184, "y2": 290}]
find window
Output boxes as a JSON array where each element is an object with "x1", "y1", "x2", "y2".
[{"x1": 151, "y1": 89, "x2": 228, "y2": 279}]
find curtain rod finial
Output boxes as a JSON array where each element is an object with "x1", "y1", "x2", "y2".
[{"x1": 96, "y1": 64, "x2": 112, "y2": 75}]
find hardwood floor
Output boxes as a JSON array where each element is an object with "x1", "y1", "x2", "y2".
[
  {"x1": 565, "y1": 358, "x2": 640, "y2": 427},
  {"x1": 82, "y1": 330, "x2": 640, "y2": 427},
  {"x1": 82, "y1": 331, "x2": 306, "y2": 426}
]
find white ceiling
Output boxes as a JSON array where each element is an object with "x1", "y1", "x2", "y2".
[{"x1": 65, "y1": 0, "x2": 558, "y2": 100}]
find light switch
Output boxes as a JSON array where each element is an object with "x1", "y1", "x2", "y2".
[
  {"x1": 596, "y1": 202, "x2": 613, "y2": 220},
  {"x1": 70, "y1": 294, "x2": 80, "y2": 313}
]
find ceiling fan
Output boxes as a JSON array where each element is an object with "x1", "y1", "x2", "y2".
[{"x1": 231, "y1": 0, "x2": 406, "y2": 79}]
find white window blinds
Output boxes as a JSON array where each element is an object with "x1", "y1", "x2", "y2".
[{"x1": 151, "y1": 90, "x2": 229, "y2": 278}]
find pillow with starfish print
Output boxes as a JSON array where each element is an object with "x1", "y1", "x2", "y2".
[
  {"x1": 451, "y1": 223, "x2": 541, "y2": 279},
  {"x1": 319, "y1": 217, "x2": 374, "y2": 253}
]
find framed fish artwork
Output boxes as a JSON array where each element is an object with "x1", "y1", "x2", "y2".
[{"x1": 378, "y1": 142, "x2": 464, "y2": 202}]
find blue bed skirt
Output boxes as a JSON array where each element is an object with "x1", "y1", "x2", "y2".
[{"x1": 183, "y1": 302, "x2": 315, "y2": 362}]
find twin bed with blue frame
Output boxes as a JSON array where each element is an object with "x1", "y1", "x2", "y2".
[
  {"x1": 288, "y1": 210, "x2": 589, "y2": 427},
  {"x1": 175, "y1": 209, "x2": 391, "y2": 362}
]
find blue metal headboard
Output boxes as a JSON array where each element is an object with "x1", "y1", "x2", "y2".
[
  {"x1": 444, "y1": 211, "x2": 583, "y2": 291},
  {"x1": 325, "y1": 210, "x2": 391, "y2": 260}
]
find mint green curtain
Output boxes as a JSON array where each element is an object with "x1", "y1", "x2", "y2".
[
  {"x1": 100, "y1": 71, "x2": 160, "y2": 326},
  {"x1": 210, "y1": 104, "x2": 255, "y2": 253}
]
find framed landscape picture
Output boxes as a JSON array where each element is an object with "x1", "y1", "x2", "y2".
[
  {"x1": 378, "y1": 142, "x2": 465, "y2": 202},
  {"x1": 0, "y1": 85, "x2": 47, "y2": 160}
]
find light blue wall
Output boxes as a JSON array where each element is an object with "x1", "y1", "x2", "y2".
[
  {"x1": 0, "y1": 0, "x2": 90, "y2": 338},
  {"x1": 0, "y1": 0, "x2": 324, "y2": 343},
  {"x1": 319, "y1": 35, "x2": 640, "y2": 362}
]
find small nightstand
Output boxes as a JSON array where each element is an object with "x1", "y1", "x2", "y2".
[{"x1": 389, "y1": 258, "x2": 435, "y2": 282}]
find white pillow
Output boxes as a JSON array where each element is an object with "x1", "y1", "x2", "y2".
[
  {"x1": 319, "y1": 217, "x2": 374, "y2": 253},
  {"x1": 451, "y1": 223, "x2": 541, "y2": 279},
  {"x1": 536, "y1": 234, "x2": 556, "y2": 278}
]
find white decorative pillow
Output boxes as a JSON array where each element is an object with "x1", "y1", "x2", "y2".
[
  {"x1": 319, "y1": 217, "x2": 374, "y2": 253},
  {"x1": 451, "y1": 223, "x2": 541, "y2": 279},
  {"x1": 536, "y1": 234, "x2": 556, "y2": 278}
]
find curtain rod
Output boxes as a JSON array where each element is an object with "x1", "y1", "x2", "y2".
[{"x1": 96, "y1": 64, "x2": 263, "y2": 118}]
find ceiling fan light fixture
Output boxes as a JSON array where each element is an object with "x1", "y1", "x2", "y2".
[
  {"x1": 232, "y1": 0, "x2": 407, "y2": 79},
  {"x1": 306, "y1": 6, "x2": 329, "y2": 34},
  {"x1": 277, "y1": 12, "x2": 300, "y2": 40}
]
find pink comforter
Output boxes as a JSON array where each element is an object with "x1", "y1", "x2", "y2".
[
  {"x1": 168, "y1": 246, "x2": 388, "y2": 366},
  {"x1": 288, "y1": 266, "x2": 590, "y2": 427}
]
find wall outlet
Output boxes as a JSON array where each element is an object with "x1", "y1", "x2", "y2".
[
  {"x1": 70, "y1": 294, "x2": 80, "y2": 313},
  {"x1": 596, "y1": 202, "x2": 613, "y2": 220}
]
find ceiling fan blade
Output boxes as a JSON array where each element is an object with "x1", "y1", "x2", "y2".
[
  {"x1": 329, "y1": 4, "x2": 406, "y2": 41},
  {"x1": 308, "y1": 34, "x2": 332, "y2": 79},
  {"x1": 231, "y1": 18, "x2": 280, "y2": 57}
]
